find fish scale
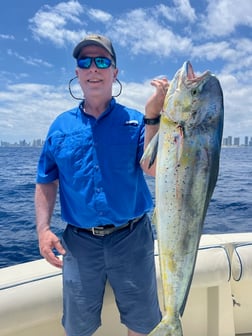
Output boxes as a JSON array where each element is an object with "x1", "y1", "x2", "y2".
[{"x1": 142, "y1": 61, "x2": 224, "y2": 336}]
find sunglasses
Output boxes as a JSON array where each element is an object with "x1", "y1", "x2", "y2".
[{"x1": 77, "y1": 57, "x2": 114, "y2": 69}]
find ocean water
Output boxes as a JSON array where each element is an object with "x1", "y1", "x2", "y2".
[{"x1": 0, "y1": 146, "x2": 251, "y2": 268}]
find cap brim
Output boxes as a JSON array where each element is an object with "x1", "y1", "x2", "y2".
[{"x1": 73, "y1": 40, "x2": 112, "y2": 59}]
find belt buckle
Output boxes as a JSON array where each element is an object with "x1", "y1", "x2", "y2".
[{"x1": 92, "y1": 227, "x2": 105, "y2": 236}]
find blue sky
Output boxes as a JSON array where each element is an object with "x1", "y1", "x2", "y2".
[{"x1": 0, "y1": 0, "x2": 251, "y2": 143}]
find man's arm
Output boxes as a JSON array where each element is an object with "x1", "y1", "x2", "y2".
[{"x1": 35, "y1": 181, "x2": 65, "y2": 268}]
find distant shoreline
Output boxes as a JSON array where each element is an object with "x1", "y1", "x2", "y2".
[{"x1": 1, "y1": 144, "x2": 252, "y2": 148}]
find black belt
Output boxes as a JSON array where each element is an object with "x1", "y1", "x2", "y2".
[{"x1": 69, "y1": 214, "x2": 145, "y2": 237}]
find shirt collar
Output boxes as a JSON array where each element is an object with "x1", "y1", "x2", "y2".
[{"x1": 79, "y1": 98, "x2": 116, "y2": 120}]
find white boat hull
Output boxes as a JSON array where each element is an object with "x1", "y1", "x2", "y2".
[{"x1": 1, "y1": 233, "x2": 252, "y2": 336}]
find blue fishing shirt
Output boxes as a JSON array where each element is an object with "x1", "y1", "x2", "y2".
[{"x1": 36, "y1": 98, "x2": 153, "y2": 228}]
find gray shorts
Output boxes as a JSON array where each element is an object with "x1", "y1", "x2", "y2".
[{"x1": 61, "y1": 214, "x2": 161, "y2": 336}]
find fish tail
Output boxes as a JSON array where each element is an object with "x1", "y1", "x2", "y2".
[
  {"x1": 148, "y1": 317, "x2": 183, "y2": 336},
  {"x1": 140, "y1": 131, "x2": 159, "y2": 168}
]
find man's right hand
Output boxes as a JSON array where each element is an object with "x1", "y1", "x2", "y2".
[{"x1": 38, "y1": 229, "x2": 66, "y2": 268}]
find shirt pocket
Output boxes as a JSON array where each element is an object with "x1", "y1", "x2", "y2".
[
  {"x1": 99, "y1": 125, "x2": 141, "y2": 172},
  {"x1": 49, "y1": 131, "x2": 92, "y2": 178}
]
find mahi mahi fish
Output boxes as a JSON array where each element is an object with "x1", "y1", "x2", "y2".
[{"x1": 142, "y1": 61, "x2": 224, "y2": 336}]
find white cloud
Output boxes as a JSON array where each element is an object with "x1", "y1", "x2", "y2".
[
  {"x1": 88, "y1": 8, "x2": 112, "y2": 23},
  {"x1": 222, "y1": 39, "x2": 252, "y2": 77},
  {"x1": 0, "y1": 34, "x2": 15, "y2": 40},
  {"x1": 191, "y1": 41, "x2": 232, "y2": 61},
  {"x1": 217, "y1": 71, "x2": 252, "y2": 138},
  {"x1": 28, "y1": 2, "x2": 193, "y2": 57},
  {"x1": 29, "y1": 0, "x2": 85, "y2": 46},
  {"x1": 191, "y1": 38, "x2": 252, "y2": 85},
  {"x1": 7, "y1": 49, "x2": 52, "y2": 68},
  {"x1": 110, "y1": 8, "x2": 192, "y2": 57},
  {"x1": 173, "y1": 0, "x2": 197, "y2": 23},
  {"x1": 117, "y1": 80, "x2": 154, "y2": 113},
  {"x1": 155, "y1": 4, "x2": 177, "y2": 22},
  {"x1": 53, "y1": 0, "x2": 84, "y2": 23},
  {"x1": 155, "y1": 1, "x2": 196, "y2": 23},
  {"x1": 0, "y1": 83, "x2": 74, "y2": 142},
  {"x1": 27, "y1": 0, "x2": 251, "y2": 64},
  {"x1": 201, "y1": 0, "x2": 252, "y2": 36}
]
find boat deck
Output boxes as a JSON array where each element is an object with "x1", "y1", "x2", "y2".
[{"x1": 1, "y1": 233, "x2": 252, "y2": 336}]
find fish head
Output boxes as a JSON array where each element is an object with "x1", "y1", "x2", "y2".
[{"x1": 163, "y1": 61, "x2": 224, "y2": 136}]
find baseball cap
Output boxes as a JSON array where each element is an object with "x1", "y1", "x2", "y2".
[{"x1": 73, "y1": 34, "x2": 117, "y2": 66}]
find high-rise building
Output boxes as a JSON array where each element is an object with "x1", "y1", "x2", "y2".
[{"x1": 233, "y1": 137, "x2": 240, "y2": 146}]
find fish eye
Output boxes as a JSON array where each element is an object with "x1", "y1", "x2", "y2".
[{"x1": 191, "y1": 88, "x2": 198, "y2": 96}]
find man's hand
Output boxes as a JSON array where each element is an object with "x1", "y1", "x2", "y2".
[
  {"x1": 38, "y1": 229, "x2": 66, "y2": 268},
  {"x1": 145, "y1": 77, "x2": 169, "y2": 118}
]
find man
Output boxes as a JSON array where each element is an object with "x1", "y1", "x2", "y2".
[{"x1": 35, "y1": 34, "x2": 168, "y2": 336}]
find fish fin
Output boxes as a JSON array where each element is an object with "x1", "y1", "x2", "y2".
[
  {"x1": 148, "y1": 316, "x2": 183, "y2": 336},
  {"x1": 141, "y1": 132, "x2": 159, "y2": 168},
  {"x1": 152, "y1": 208, "x2": 157, "y2": 227}
]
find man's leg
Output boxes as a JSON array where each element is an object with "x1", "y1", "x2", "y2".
[
  {"x1": 106, "y1": 215, "x2": 161, "y2": 334},
  {"x1": 61, "y1": 225, "x2": 106, "y2": 336}
]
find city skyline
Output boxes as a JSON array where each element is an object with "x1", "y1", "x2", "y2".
[{"x1": 1, "y1": 134, "x2": 252, "y2": 147}]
